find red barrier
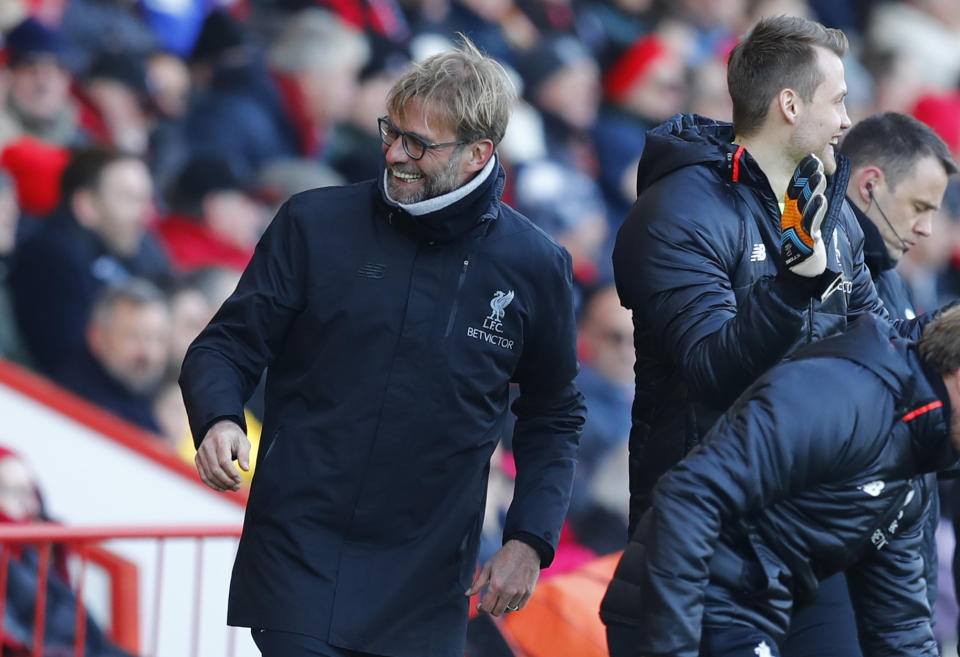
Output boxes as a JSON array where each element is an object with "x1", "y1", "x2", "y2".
[{"x1": 0, "y1": 523, "x2": 243, "y2": 657}]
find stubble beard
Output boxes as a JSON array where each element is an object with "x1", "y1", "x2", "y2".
[{"x1": 388, "y1": 147, "x2": 465, "y2": 204}]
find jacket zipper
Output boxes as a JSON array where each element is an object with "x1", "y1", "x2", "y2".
[{"x1": 444, "y1": 258, "x2": 471, "y2": 336}]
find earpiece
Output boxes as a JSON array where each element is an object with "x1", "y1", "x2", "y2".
[{"x1": 866, "y1": 181, "x2": 873, "y2": 193}]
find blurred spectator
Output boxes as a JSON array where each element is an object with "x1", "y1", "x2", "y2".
[
  {"x1": 567, "y1": 283, "x2": 633, "y2": 555},
  {"x1": 255, "y1": 158, "x2": 344, "y2": 215},
  {"x1": 601, "y1": 34, "x2": 687, "y2": 131},
  {"x1": 687, "y1": 55, "x2": 732, "y2": 123},
  {"x1": 266, "y1": 9, "x2": 370, "y2": 157},
  {"x1": 144, "y1": 51, "x2": 191, "y2": 191},
  {"x1": 859, "y1": 45, "x2": 925, "y2": 116},
  {"x1": 593, "y1": 34, "x2": 684, "y2": 227},
  {"x1": 180, "y1": 9, "x2": 293, "y2": 182},
  {"x1": 327, "y1": 38, "x2": 410, "y2": 183},
  {"x1": 0, "y1": 17, "x2": 87, "y2": 148},
  {"x1": 154, "y1": 275, "x2": 261, "y2": 477},
  {"x1": 0, "y1": 446, "x2": 137, "y2": 657},
  {"x1": 912, "y1": 92, "x2": 960, "y2": 162},
  {"x1": 54, "y1": 279, "x2": 170, "y2": 434},
  {"x1": 867, "y1": 0, "x2": 960, "y2": 92},
  {"x1": 515, "y1": 35, "x2": 602, "y2": 176},
  {"x1": 9, "y1": 146, "x2": 169, "y2": 376},
  {"x1": 59, "y1": 0, "x2": 156, "y2": 72},
  {"x1": 0, "y1": 170, "x2": 31, "y2": 365},
  {"x1": 575, "y1": 0, "x2": 656, "y2": 67},
  {"x1": 157, "y1": 153, "x2": 266, "y2": 272},
  {"x1": 414, "y1": 0, "x2": 538, "y2": 67},
  {"x1": 663, "y1": 0, "x2": 743, "y2": 66},
  {"x1": 183, "y1": 8, "x2": 369, "y2": 181},
  {"x1": 146, "y1": 52, "x2": 190, "y2": 121},
  {"x1": 277, "y1": 0, "x2": 411, "y2": 43},
  {"x1": 165, "y1": 277, "x2": 214, "y2": 377},
  {"x1": 512, "y1": 159, "x2": 608, "y2": 288},
  {"x1": 76, "y1": 51, "x2": 152, "y2": 154}
]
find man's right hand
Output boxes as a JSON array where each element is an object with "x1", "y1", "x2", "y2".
[
  {"x1": 781, "y1": 153, "x2": 828, "y2": 278},
  {"x1": 195, "y1": 419, "x2": 250, "y2": 492}
]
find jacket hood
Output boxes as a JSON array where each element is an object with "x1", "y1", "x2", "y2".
[
  {"x1": 636, "y1": 114, "x2": 734, "y2": 195},
  {"x1": 787, "y1": 315, "x2": 955, "y2": 472}
]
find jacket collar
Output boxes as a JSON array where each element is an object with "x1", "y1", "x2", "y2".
[
  {"x1": 640, "y1": 114, "x2": 852, "y2": 243},
  {"x1": 377, "y1": 155, "x2": 503, "y2": 243},
  {"x1": 849, "y1": 199, "x2": 896, "y2": 276}
]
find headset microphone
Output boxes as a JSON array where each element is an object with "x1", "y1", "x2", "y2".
[{"x1": 867, "y1": 182, "x2": 909, "y2": 252}]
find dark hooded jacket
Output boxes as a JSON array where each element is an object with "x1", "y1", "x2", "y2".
[
  {"x1": 601, "y1": 316, "x2": 953, "y2": 656},
  {"x1": 612, "y1": 114, "x2": 928, "y2": 532},
  {"x1": 179, "y1": 159, "x2": 585, "y2": 657}
]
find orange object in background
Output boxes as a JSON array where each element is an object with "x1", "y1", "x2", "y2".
[{"x1": 500, "y1": 552, "x2": 621, "y2": 657}]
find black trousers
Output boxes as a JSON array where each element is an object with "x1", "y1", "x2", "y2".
[
  {"x1": 251, "y1": 629, "x2": 385, "y2": 657},
  {"x1": 782, "y1": 573, "x2": 863, "y2": 657},
  {"x1": 606, "y1": 574, "x2": 862, "y2": 657}
]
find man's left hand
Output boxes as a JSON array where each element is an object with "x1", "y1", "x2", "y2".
[{"x1": 466, "y1": 539, "x2": 540, "y2": 616}]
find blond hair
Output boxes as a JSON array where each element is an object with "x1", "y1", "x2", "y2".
[{"x1": 386, "y1": 34, "x2": 516, "y2": 146}]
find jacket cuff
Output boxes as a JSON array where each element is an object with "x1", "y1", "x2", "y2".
[
  {"x1": 194, "y1": 413, "x2": 247, "y2": 450},
  {"x1": 776, "y1": 269, "x2": 842, "y2": 307},
  {"x1": 503, "y1": 531, "x2": 554, "y2": 568}
]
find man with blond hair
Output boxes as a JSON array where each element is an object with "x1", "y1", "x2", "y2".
[{"x1": 180, "y1": 36, "x2": 585, "y2": 657}]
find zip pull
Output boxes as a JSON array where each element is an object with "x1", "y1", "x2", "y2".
[{"x1": 445, "y1": 257, "x2": 472, "y2": 336}]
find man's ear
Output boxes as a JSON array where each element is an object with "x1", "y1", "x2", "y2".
[
  {"x1": 463, "y1": 140, "x2": 495, "y2": 174},
  {"x1": 778, "y1": 88, "x2": 800, "y2": 125},
  {"x1": 71, "y1": 189, "x2": 98, "y2": 230},
  {"x1": 86, "y1": 320, "x2": 104, "y2": 358},
  {"x1": 855, "y1": 166, "x2": 884, "y2": 204}
]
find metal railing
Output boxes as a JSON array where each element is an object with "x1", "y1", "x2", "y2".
[{"x1": 0, "y1": 523, "x2": 243, "y2": 657}]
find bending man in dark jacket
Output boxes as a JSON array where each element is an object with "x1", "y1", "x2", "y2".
[
  {"x1": 602, "y1": 311, "x2": 960, "y2": 657},
  {"x1": 179, "y1": 36, "x2": 585, "y2": 657},
  {"x1": 607, "y1": 15, "x2": 943, "y2": 657}
]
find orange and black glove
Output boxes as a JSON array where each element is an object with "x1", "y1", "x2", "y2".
[{"x1": 781, "y1": 154, "x2": 828, "y2": 278}]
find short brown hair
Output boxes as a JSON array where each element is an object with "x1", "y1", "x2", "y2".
[
  {"x1": 386, "y1": 34, "x2": 516, "y2": 146},
  {"x1": 727, "y1": 15, "x2": 848, "y2": 136},
  {"x1": 919, "y1": 306, "x2": 960, "y2": 374},
  {"x1": 839, "y1": 112, "x2": 958, "y2": 188}
]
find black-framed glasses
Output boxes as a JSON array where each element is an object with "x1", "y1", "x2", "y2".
[{"x1": 378, "y1": 116, "x2": 467, "y2": 160}]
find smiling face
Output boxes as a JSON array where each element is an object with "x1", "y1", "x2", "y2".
[
  {"x1": 872, "y1": 155, "x2": 949, "y2": 261},
  {"x1": 789, "y1": 46, "x2": 851, "y2": 175},
  {"x1": 382, "y1": 98, "x2": 475, "y2": 204}
]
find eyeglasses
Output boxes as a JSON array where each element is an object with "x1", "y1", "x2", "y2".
[{"x1": 378, "y1": 117, "x2": 467, "y2": 160}]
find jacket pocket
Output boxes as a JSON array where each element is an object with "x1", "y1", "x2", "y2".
[
  {"x1": 457, "y1": 508, "x2": 484, "y2": 590},
  {"x1": 248, "y1": 427, "x2": 283, "y2": 522},
  {"x1": 444, "y1": 257, "x2": 471, "y2": 337}
]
